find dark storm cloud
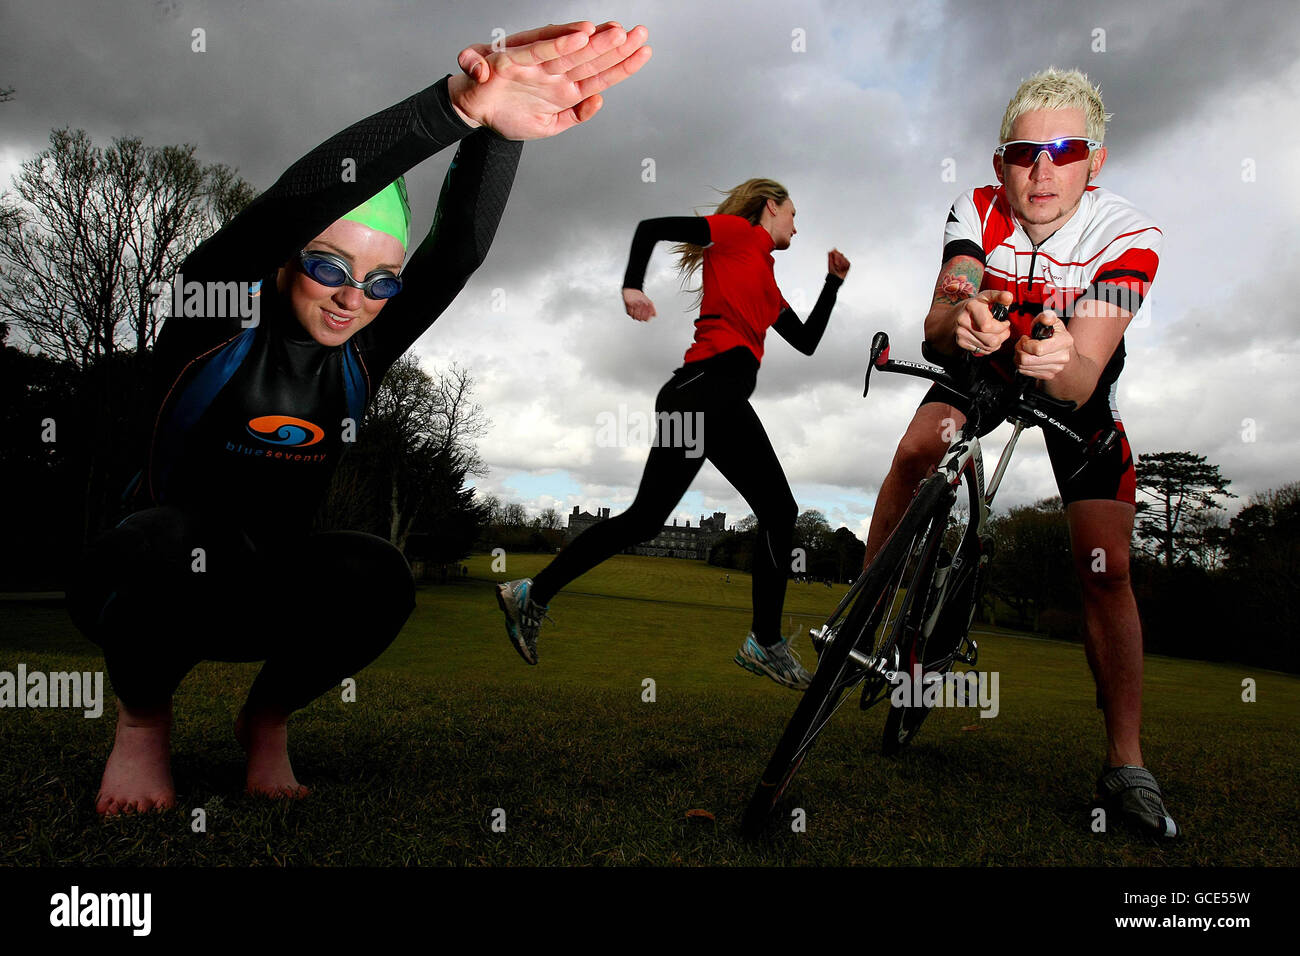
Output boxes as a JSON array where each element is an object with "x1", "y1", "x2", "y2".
[{"x1": 895, "y1": 0, "x2": 1300, "y2": 151}]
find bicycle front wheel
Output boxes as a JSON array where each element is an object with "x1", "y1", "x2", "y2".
[
  {"x1": 882, "y1": 463, "x2": 981, "y2": 755},
  {"x1": 741, "y1": 473, "x2": 952, "y2": 836}
]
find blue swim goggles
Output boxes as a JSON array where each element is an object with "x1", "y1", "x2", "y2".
[{"x1": 297, "y1": 249, "x2": 403, "y2": 299}]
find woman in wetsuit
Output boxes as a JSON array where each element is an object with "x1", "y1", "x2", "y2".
[
  {"x1": 497, "y1": 179, "x2": 850, "y2": 689},
  {"x1": 67, "y1": 21, "x2": 651, "y2": 815}
]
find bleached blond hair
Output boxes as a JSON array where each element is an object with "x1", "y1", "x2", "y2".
[{"x1": 1000, "y1": 68, "x2": 1111, "y2": 144}]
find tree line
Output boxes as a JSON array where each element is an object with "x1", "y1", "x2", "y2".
[
  {"x1": 708, "y1": 510, "x2": 865, "y2": 584},
  {"x1": 473, "y1": 499, "x2": 567, "y2": 554},
  {"x1": 961, "y1": 453, "x2": 1296, "y2": 672},
  {"x1": 706, "y1": 455, "x2": 1298, "y2": 673}
]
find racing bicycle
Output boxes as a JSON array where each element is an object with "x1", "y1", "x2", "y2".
[{"x1": 742, "y1": 307, "x2": 1118, "y2": 835}]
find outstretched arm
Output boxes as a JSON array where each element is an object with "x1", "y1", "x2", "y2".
[
  {"x1": 178, "y1": 76, "x2": 477, "y2": 286},
  {"x1": 177, "y1": 20, "x2": 651, "y2": 286},
  {"x1": 360, "y1": 128, "x2": 523, "y2": 370}
]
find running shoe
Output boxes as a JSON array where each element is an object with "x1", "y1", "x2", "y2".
[
  {"x1": 735, "y1": 633, "x2": 811, "y2": 690},
  {"x1": 496, "y1": 578, "x2": 550, "y2": 665},
  {"x1": 1096, "y1": 764, "x2": 1179, "y2": 839}
]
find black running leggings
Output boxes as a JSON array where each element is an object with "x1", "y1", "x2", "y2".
[
  {"x1": 530, "y1": 347, "x2": 796, "y2": 644},
  {"x1": 67, "y1": 507, "x2": 415, "y2": 712}
]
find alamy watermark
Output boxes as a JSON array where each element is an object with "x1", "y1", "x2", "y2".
[
  {"x1": 49, "y1": 886, "x2": 151, "y2": 936},
  {"x1": 890, "y1": 665, "x2": 999, "y2": 718},
  {"x1": 595, "y1": 405, "x2": 704, "y2": 459},
  {"x1": 1041, "y1": 281, "x2": 1150, "y2": 317},
  {"x1": 150, "y1": 273, "x2": 261, "y2": 327},
  {"x1": 1, "y1": 664, "x2": 104, "y2": 717}
]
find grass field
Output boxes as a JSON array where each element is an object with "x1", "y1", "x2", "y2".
[{"x1": 2, "y1": 552, "x2": 1298, "y2": 866}]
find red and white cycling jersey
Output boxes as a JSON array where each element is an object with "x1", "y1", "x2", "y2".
[
  {"x1": 935, "y1": 184, "x2": 1161, "y2": 504},
  {"x1": 942, "y1": 185, "x2": 1162, "y2": 382}
]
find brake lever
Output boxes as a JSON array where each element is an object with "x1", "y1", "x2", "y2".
[{"x1": 864, "y1": 331, "x2": 890, "y2": 397}]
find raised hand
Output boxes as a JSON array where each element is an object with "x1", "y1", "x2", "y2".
[
  {"x1": 448, "y1": 21, "x2": 652, "y2": 140},
  {"x1": 827, "y1": 248, "x2": 850, "y2": 279}
]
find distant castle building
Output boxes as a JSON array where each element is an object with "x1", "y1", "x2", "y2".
[{"x1": 565, "y1": 506, "x2": 729, "y2": 561}]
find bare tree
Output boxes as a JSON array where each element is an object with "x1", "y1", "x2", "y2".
[
  {"x1": 429, "y1": 361, "x2": 489, "y2": 477},
  {"x1": 0, "y1": 127, "x2": 254, "y2": 365},
  {"x1": 500, "y1": 502, "x2": 528, "y2": 527},
  {"x1": 478, "y1": 492, "x2": 502, "y2": 529},
  {"x1": 354, "y1": 355, "x2": 493, "y2": 550},
  {"x1": 0, "y1": 127, "x2": 255, "y2": 538}
]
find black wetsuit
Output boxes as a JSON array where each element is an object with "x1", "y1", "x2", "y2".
[
  {"x1": 529, "y1": 216, "x2": 842, "y2": 644},
  {"x1": 68, "y1": 76, "x2": 520, "y2": 710}
]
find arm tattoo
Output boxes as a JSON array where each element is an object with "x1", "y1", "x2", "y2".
[{"x1": 932, "y1": 257, "x2": 983, "y2": 306}]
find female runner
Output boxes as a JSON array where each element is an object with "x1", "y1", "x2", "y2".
[{"x1": 498, "y1": 179, "x2": 849, "y2": 689}]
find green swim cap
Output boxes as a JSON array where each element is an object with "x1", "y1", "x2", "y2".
[{"x1": 341, "y1": 177, "x2": 411, "y2": 250}]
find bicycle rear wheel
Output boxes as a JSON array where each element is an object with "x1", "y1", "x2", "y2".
[{"x1": 741, "y1": 473, "x2": 952, "y2": 836}]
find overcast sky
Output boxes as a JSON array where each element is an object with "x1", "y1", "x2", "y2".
[{"x1": 3, "y1": 0, "x2": 1297, "y2": 539}]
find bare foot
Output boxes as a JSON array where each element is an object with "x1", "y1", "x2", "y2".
[
  {"x1": 235, "y1": 705, "x2": 309, "y2": 800},
  {"x1": 96, "y1": 699, "x2": 176, "y2": 816}
]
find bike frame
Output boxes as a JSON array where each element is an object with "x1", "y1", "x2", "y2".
[
  {"x1": 815, "y1": 414, "x2": 1018, "y2": 681},
  {"x1": 815, "y1": 334, "x2": 1085, "y2": 679},
  {"x1": 922, "y1": 416, "x2": 1027, "y2": 639}
]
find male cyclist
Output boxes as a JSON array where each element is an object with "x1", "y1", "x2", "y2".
[{"x1": 862, "y1": 68, "x2": 1175, "y2": 838}]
